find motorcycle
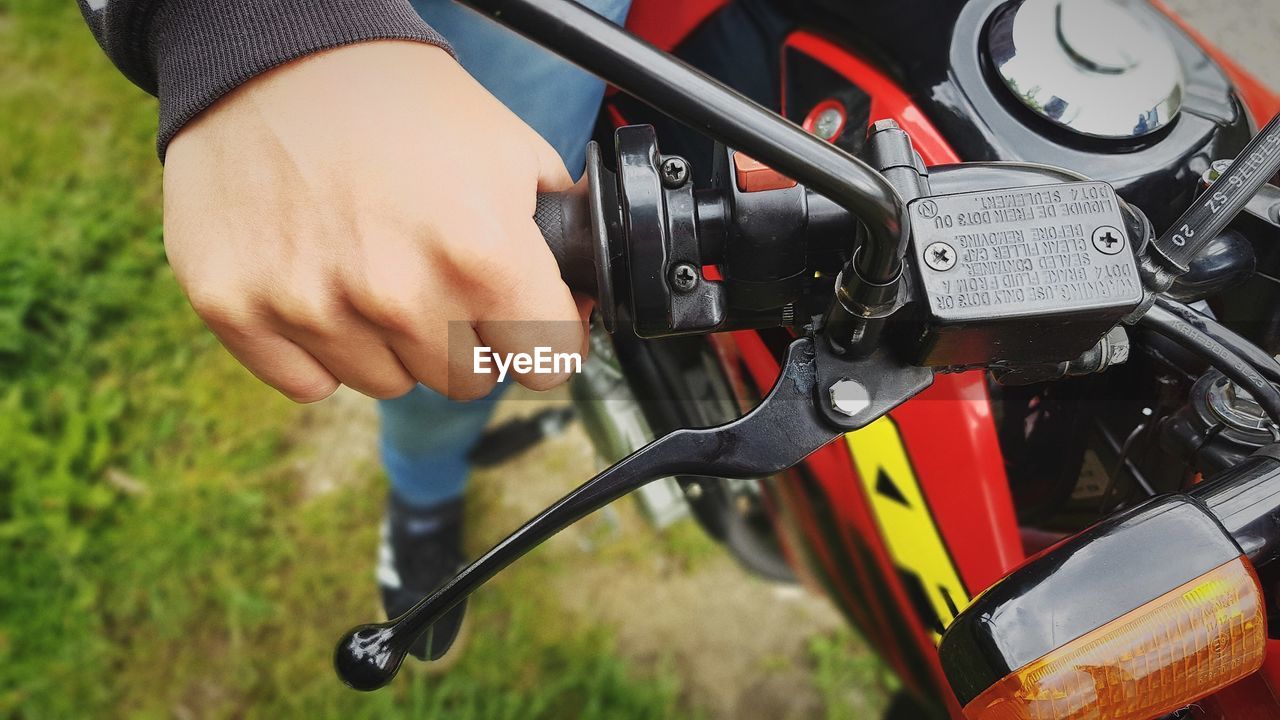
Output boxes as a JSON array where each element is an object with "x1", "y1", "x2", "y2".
[{"x1": 334, "y1": 0, "x2": 1280, "y2": 717}]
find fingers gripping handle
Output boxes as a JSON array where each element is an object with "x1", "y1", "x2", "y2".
[{"x1": 532, "y1": 141, "x2": 618, "y2": 332}]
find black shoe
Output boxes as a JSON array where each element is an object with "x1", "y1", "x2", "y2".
[
  {"x1": 467, "y1": 407, "x2": 575, "y2": 468},
  {"x1": 377, "y1": 495, "x2": 468, "y2": 661}
]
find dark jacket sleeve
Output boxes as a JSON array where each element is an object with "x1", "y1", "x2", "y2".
[{"x1": 78, "y1": 0, "x2": 452, "y2": 160}]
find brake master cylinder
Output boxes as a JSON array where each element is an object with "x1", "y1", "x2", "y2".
[{"x1": 907, "y1": 182, "x2": 1145, "y2": 368}]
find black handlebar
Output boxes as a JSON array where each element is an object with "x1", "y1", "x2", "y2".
[{"x1": 460, "y1": 0, "x2": 909, "y2": 285}]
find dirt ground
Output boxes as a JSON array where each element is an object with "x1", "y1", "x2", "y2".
[{"x1": 293, "y1": 3, "x2": 1278, "y2": 717}]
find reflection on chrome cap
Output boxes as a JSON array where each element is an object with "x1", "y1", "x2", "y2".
[{"x1": 987, "y1": 0, "x2": 1183, "y2": 139}]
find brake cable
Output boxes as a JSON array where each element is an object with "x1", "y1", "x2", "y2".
[
  {"x1": 1132, "y1": 113, "x2": 1280, "y2": 426},
  {"x1": 1152, "y1": 296, "x2": 1280, "y2": 386},
  {"x1": 1139, "y1": 303, "x2": 1280, "y2": 429}
]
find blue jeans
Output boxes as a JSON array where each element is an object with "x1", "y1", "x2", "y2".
[{"x1": 382, "y1": 0, "x2": 631, "y2": 508}]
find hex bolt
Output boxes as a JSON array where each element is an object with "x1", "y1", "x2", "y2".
[
  {"x1": 923, "y1": 241, "x2": 957, "y2": 272},
  {"x1": 660, "y1": 156, "x2": 690, "y2": 188},
  {"x1": 829, "y1": 378, "x2": 871, "y2": 418},
  {"x1": 868, "y1": 118, "x2": 901, "y2": 134},
  {"x1": 1104, "y1": 326, "x2": 1130, "y2": 366},
  {"x1": 670, "y1": 262, "x2": 699, "y2": 293}
]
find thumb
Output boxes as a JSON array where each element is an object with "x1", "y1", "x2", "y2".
[{"x1": 531, "y1": 135, "x2": 575, "y2": 193}]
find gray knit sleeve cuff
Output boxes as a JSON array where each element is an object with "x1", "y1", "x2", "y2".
[{"x1": 141, "y1": 0, "x2": 452, "y2": 160}]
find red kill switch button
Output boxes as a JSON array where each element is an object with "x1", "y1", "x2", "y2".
[{"x1": 733, "y1": 152, "x2": 797, "y2": 193}]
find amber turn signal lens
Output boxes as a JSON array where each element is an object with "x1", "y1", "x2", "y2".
[{"x1": 963, "y1": 557, "x2": 1266, "y2": 720}]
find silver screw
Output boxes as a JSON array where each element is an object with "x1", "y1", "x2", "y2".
[
  {"x1": 1091, "y1": 225, "x2": 1125, "y2": 255},
  {"x1": 684, "y1": 482, "x2": 704, "y2": 500},
  {"x1": 829, "y1": 378, "x2": 871, "y2": 418},
  {"x1": 670, "y1": 263, "x2": 699, "y2": 293},
  {"x1": 923, "y1": 241, "x2": 957, "y2": 272},
  {"x1": 812, "y1": 107, "x2": 844, "y2": 140},
  {"x1": 660, "y1": 156, "x2": 689, "y2": 188}
]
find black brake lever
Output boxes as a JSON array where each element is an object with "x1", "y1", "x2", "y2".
[{"x1": 334, "y1": 334, "x2": 932, "y2": 691}]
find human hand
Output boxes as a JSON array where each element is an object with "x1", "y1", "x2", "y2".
[{"x1": 162, "y1": 41, "x2": 588, "y2": 402}]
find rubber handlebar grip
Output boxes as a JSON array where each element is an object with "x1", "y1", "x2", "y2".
[{"x1": 534, "y1": 189, "x2": 596, "y2": 296}]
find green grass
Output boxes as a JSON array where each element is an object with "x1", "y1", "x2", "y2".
[
  {"x1": 809, "y1": 629, "x2": 898, "y2": 720},
  {"x1": 0, "y1": 2, "x2": 693, "y2": 717}
]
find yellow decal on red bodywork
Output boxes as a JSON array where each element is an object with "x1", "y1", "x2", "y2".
[{"x1": 845, "y1": 417, "x2": 971, "y2": 643}]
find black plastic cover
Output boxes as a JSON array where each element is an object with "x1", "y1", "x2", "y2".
[{"x1": 909, "y1": 182, "x2": 1144, "y2": 367}]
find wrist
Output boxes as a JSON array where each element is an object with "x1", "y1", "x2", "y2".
[{"x1": 146, "y1": 0, "x2": 452, "y2": 161}]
